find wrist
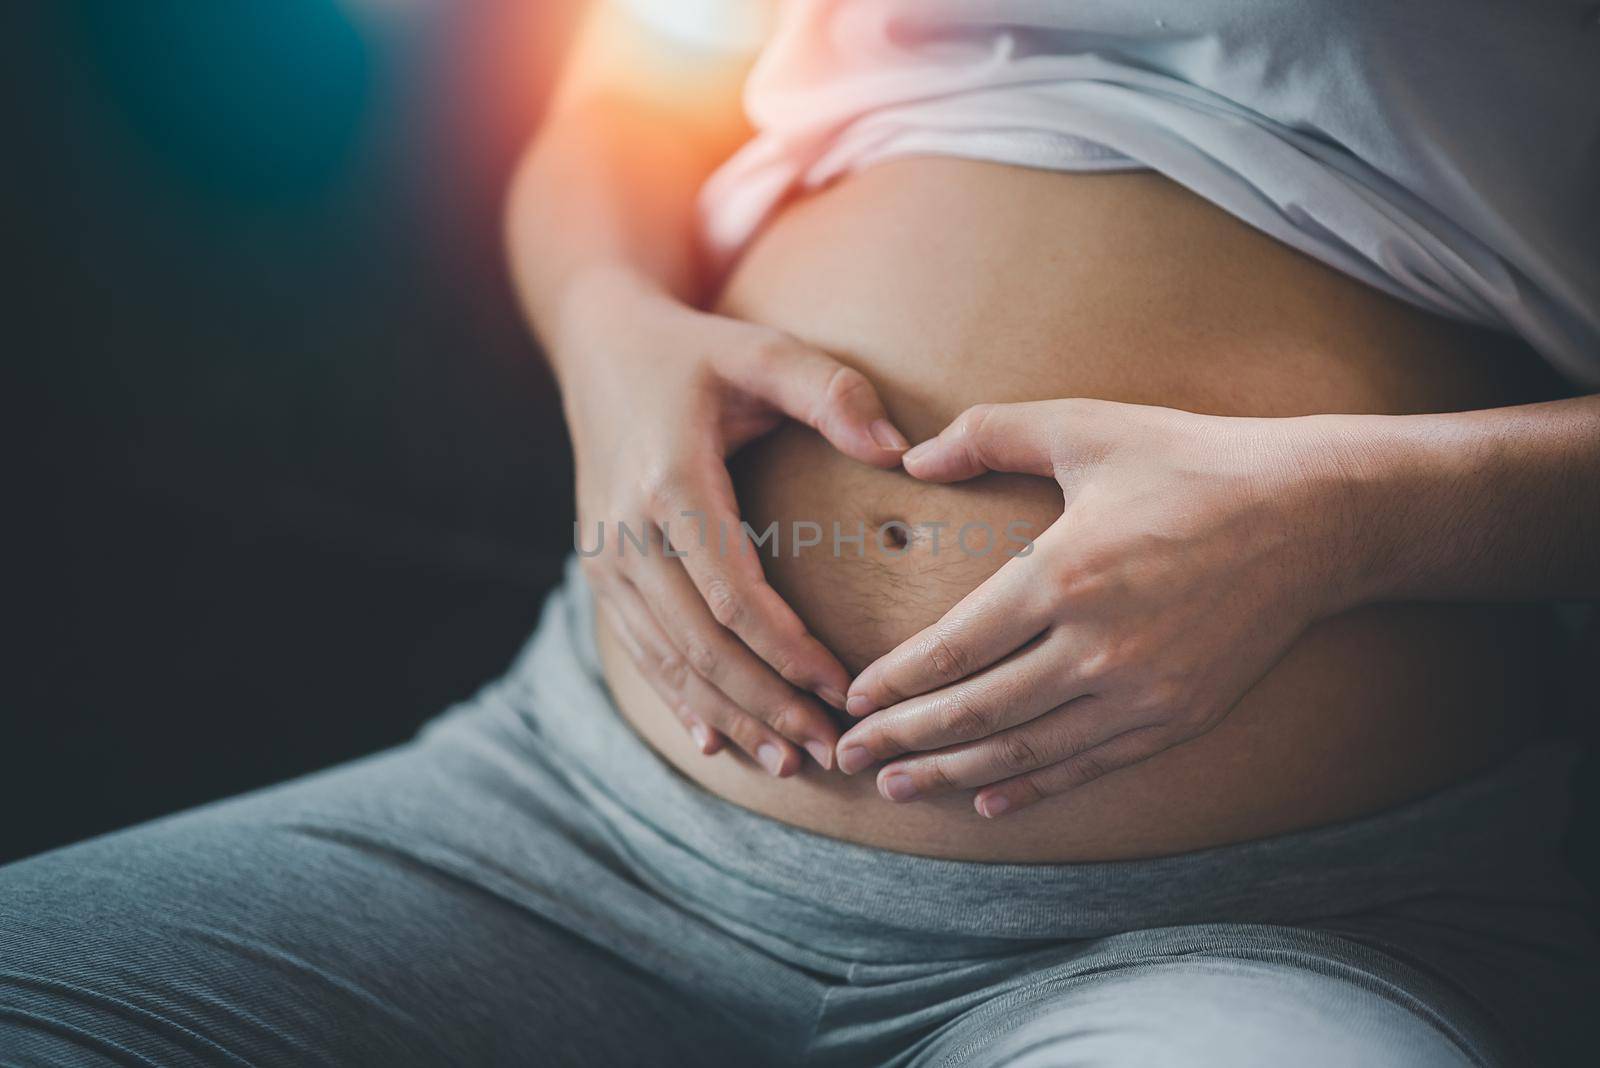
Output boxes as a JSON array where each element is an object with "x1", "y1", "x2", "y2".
[
  {"x1": 1290, "y1": 412, "x2": 1430, "y2": 612},
  {"x1": 545, "y1": 266, "x2": 686, "y2": 382}
]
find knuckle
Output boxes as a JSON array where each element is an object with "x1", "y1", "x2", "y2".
[
  {"x1": 1143, "y1": 678, "x2": 1187, "y2": 717},
  {"x1": 749, "y1": 328, "x2": 796, "y2": 369},
  {"x1": 927, "y1": 759, "x2": 963, "y2": 793},
  {"x1": 862, "y1": 726, "x2": 899, "y2": 759},
  {"x1": 658, "y1": 655, "x2": 689, "y2": 691},
  {"x1": 822, "y1": 365, "x2": 871, "y2": 411},
  {"x1": 940, "y1": 692, "x2": 991, "y2": 740},
  {"x1": 770, "y1": 652, "x2": 809, "y2": 688},
  {"x1": 1054, "y1": 727, "x2": 1095, "y2": 765},
  {"x1": 995, "y1": 731, "x2": 1044, "y2": 773},
  {"x1": 695, "y1": 701, "x2": 736, "y2": 733},
  {"x1": 1075, "y1": 646, "x2": 1113, "y2": 683},
  {"x1": 637, "y1": 467, "x2": 678, "y2": 515},
  {"x1": 1013, "y1": 774, "x2": 1049, "y2": 804},
  {"x1": 725, "y1": 717, "x2": 770, "y2": 756},
  {"x1": 925, "y1": 632, "x2": 971, "y2": 680},
  {"x1": 763, "y1": 702, "x2": 811, "y2": 740},
  {"x1": 869, "y1": 674, "x2": 905, "y2": 705},
  {"x1": 752, "y1": 641, "x2": 807, "y2": 689},
  {"x1": 682, "y1": 635, "x2": 718, "y2": 678},
  {"x1": 702, "y1": 577, "x2": 745, "y2": 629},
  {"x1": 1065, "y1": 749, "x2": 1112, "y2": 785},
  {"x1": 1052, "y1": 558, "x2": 1105, "y2": 604}
]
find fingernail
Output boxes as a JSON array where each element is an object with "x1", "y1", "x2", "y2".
[
  {"x1": 819, "y1": 686, "x2": 847, "y2": 710},
  {"x1": 804, "y1": 740, "x2": 833, "y2": 769},
  {"x1": 837, "y1": 745, "x2": 872, "y2": 775},
  {"x1": 845, "y1": 695, "x2": 876, "y2": 718},
  {"x1": 869, "y1": 419, "x2": 909, "y2": 451},
  {"x1": 976, "y1": 794, "x2": 1011, "y2": 819},
  {"x1": 689, "y1": 722, "x2": 712, "y2": 752},
  {"x1": 880, "y1": 772, "x2": 918, "y2": 802},
  {"x1": 901, "y1": 440, "x2": 934, "y2": 465},
  {"x1": 757, "y1": 743, "x2": 786, "y2": 777}
]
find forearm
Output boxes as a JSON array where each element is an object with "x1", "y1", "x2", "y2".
[
  {"x1": 508, "y1": 96, "x2": 712, "y2": 366},
  {"x1": 505, "y1": 4, "x2": 753, "y2": 376},
  {"x1": 1323, "y1": 393, "x2": 1600, "y2": 605}
]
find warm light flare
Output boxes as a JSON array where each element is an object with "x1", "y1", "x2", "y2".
[{"x1": 615, "y1": 0, "x2": 773, "y2": 53}]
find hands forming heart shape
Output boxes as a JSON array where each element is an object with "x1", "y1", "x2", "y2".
[{"x1": 565, "y1": 276, "x2": 1360, "y2": 815}]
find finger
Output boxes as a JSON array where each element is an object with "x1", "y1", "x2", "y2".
[
  {"x1": 676, "y1": 666, "x2": 805, "y2": 776},
  {"x1": 846, "y1": 551, "x2": 1051, "y2": 718},
  {"x1": 901, "y1": 401, "x2": 1066, "y2": 483},
  {"x1": 592, "y1": 581, "x2": 726, "y2": 756},
  {"x1": 625, "y1": 546, "x2": 841, "y2": 770},
  {"x1": 873, "y1": 696, "x2": 1144, "y2": 803},
  {"x1": 973, "y1": 725, "x2": 1170, "y2": 818},
  {"x1": 834, "y1": 632, "x2": 1071, "y2": 775},
  {"x1": 715, "y1": 331, "x2": 909, "y2": 467},
  {"x1": 607, "y1": 576, "x2": 814, "y2": 775},
  {"x1": 656, "y1": 464, "x2": 852, "y2": 708}
]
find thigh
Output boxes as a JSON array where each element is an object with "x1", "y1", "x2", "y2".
[
  {"x1": 912, "y1": 948, "x2": 1483, "y2": 1068},
  {"x1": 0, "y1": 727, "x2": 767, "y2": 1067}
]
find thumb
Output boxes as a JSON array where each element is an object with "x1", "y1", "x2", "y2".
[
  {"x1": 718, "y1": 331, "x2": 908, "y2": 467},
  {"x1": 901, "y1": 402, "x2": 1062, "y2": 482}
]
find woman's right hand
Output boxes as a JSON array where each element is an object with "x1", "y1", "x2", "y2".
[{"x1": 553, "y1": 272, "x2": 910, "y2": 776}]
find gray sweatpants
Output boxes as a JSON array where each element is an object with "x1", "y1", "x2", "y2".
[{"x1": 1, "y1": 565, "x2": 1594, "y2": 1066}]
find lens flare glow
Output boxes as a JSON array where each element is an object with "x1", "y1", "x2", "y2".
[{"x1": 615, "y1": 0, "x2": 772, "y2": 53}]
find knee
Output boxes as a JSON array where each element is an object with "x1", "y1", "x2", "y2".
[{"x1": 970, "y1": 959, "x2": 1476, "y2": 1068}]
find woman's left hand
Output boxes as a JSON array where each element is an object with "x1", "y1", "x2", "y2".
[{"x1": 836, "y1": 398, "x2": 1366, "y2": 817}]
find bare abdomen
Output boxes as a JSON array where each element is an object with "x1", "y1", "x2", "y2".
[{"x1": 601, "y1": 159, "x2": 1556, "y2": 861}]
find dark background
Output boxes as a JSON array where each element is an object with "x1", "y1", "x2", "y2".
[
  {"x1": 2, "y1": 1, "x2": 1596, "y2": 900},
  {"x1": 6, "y1": 0, "x2": 581, "y2": 864}
]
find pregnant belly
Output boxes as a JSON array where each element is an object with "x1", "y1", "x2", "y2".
[{"x1": 600, "y1": 158, "x2": 1556, "y2": 861}]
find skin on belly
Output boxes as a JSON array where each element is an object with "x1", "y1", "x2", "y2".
[{"x1": 600, "y1": 158, "x2": 1556, "y2": 861}]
